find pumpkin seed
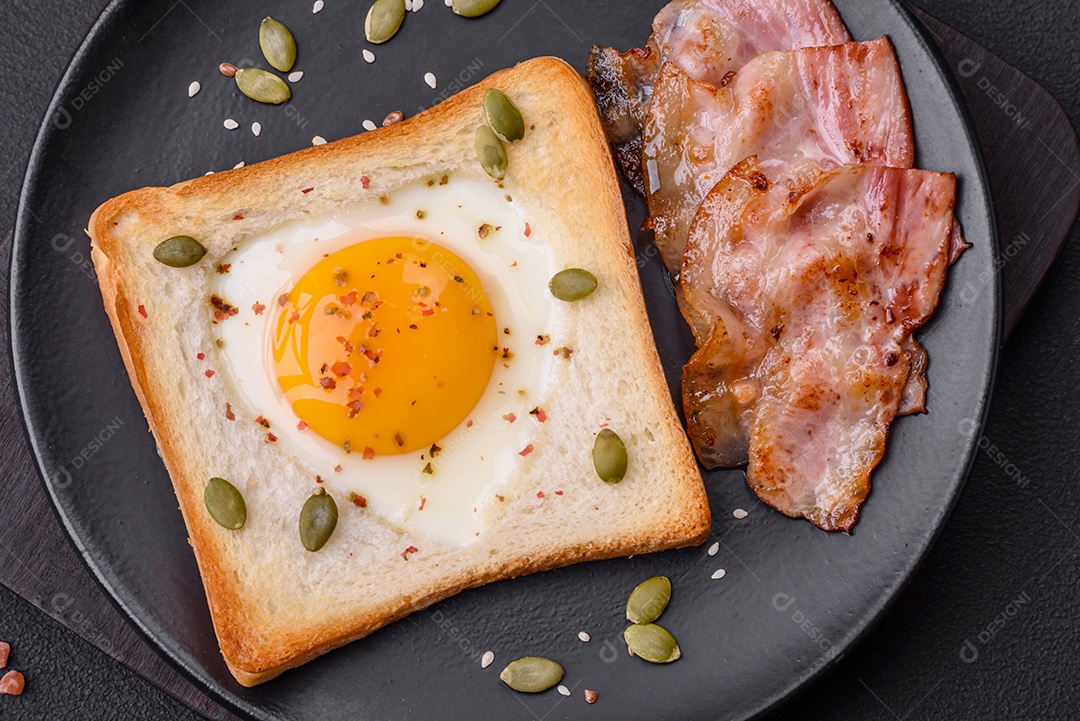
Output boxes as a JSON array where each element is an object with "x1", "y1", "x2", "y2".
[
  {"x1": 548, "y1": 268, "x2": 597, "y2": 301},
  {"x1": 499, "y1": 657, "x2": 564, "y2": 693},
  {"x1": 626, "y1": 576, "x2": 671, "y2": 624},
  {"x1": 624, "y1": 623, "x2": 681, "y2": 664},
  {"x1": 365, "y1": 0, "x2": 406, "y2": 44},
  {"x1": 153, "y1": 236, "x2": 207, "y2": 268},
  {"x1": 475, "y1": 125, "x2": 508, "y2": 180},
  {"x1": 299, "y1": 488, "x2": 338, "y2": 551},
  {"x1": 235, "y1": 68, "x2": 291, "y2": 104},
  {"x1": 483, "y1": 89, "x2": 524, "y2": 142},
  {"x1": 204, "y1": 477, "x2": 246, "y2": 530},
  {"x1": 259, "y1": 17, "x2": 297, "y2": 72},
  {"x1": 452, "y1": 0, "x2": 502, "y2": 17},
  {"x1": 593, "y1": 428, "x2": 628, "y2": 483}
]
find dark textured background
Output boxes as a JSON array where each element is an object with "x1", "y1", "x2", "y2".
[{"x1": 1, "y1": 1, "x2": 1077, "y2": 719}]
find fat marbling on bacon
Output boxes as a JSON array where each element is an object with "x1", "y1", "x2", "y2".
[
  {"x1": 587, "y1": 0, "x2": 850, "y2": 195},
  {"x1": 644, "y1": 38, "x2": 915, "y2": 277},
  {"x1": 680, "y1": 159, "x2": 965, "y2": 531}
]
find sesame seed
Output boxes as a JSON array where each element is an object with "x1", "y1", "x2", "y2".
[
  {"x1": 312, "y1": 135, "x2": 327, "y2": 146},
  {"x1": 233, "y1": 161, "x2": 246, "y2": 169},
  {"x1": 578, "y1": 631, "x2": 591, "y2": 643},
  {"x1": 363, "y1": 49, "x2": 376, "y2": 63},
  {"x1": 251, "y1": 122, "x2": 262, "y2": 137},
  {"x1": 708, "y1": 541, "x2": 719, "y2": 556},
  {"x1": 412, "y1": 0, "x2": 425, "y2": 10},
  {"x1": 405, "y1": 0, "x2": 411, "y2": 9},
  {"x1": 363, "y1": 119, "x2": 377, "y2": 131},
  {"x1": 188, "y1": 81, "x2": 201, "y2": 98},
  {"x1": 557, "y1": 685, "x2": 571, "y2": 697},
  {"x1": 711, "y1": 568, "x2": 726, "y2": 580},
  {"x1": 481, "y1": 650, "x2": 494, "y2": 669},
  {"x1": 733, "y1": 508, "x2": 748, "y2": 519},
  {"x1": 313, "y1": 0, "x2": 324, "y2": 12},
  {"x1": 223, "y1": 118, "x2": 239, "y2": 130},
  {"x1": 288, "y1": 71, "x2": 304, "y2": 83},
  {"x1": 444, "y1": 0, "x2": 452, "y2": 5},
  {"x1": 424, "y1": 72, "x2": 437, "y2": 89}
]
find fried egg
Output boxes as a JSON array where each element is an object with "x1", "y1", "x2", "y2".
[{"x1": 212, "y1": 177, "x2": 557, "y2": 545}]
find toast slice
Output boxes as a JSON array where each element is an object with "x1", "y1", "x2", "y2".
[{"x1": 88, "y1": 57, "x2": 710, "y2": 686}]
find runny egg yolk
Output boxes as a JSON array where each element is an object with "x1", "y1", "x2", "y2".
[{"x1": 272, "y1": 237, "x2": 497, "y2": 456}]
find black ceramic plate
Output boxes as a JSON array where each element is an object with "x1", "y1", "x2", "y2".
[{"x1": 11, "y1": 1, "x2": 999, "y2": 719}]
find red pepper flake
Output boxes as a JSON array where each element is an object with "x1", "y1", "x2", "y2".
[
  {"x1": 519, "y1": 444, "x2": 534, "y2": 457},
  {"x1": 352, "y1": 492, "x2": 368, "y2": 508},
  {"x1": 197, "y1": 352, "x2": 205, "y2": 360},
  {"x1": 535, "y1": 335, "x2": 550, "y2": 346},
  {"x1": 217, "y1": 263, "x2": 232, "y2": 274},
  {"x1": 466, "y1": 420, "x2": 474, "y2": 428},
  {"x1": 137, "y1": 305, "x2": 148, "y2": 318},
  {"x1": 225, "y1": 403, "x2": 235, "y2": 421},
  {"x1": 554, "y1": 346, "x2": 574, "y2": 359},
  {"x1": 267, "y1": 432, "x2": 278, "y2": 443},
  {"x1": 529, "y1": 407, "x2": 548, "y2": 423},
  {"x1": 210, "y1": 296, "x2": 238, "y2": 320},
  {"x1": 503, "y1": 413, "x2": 517, "y2": 423},
  {"x1": 418, "y1": 496, "x2": 427, "y2": 511},
  {"x1": 301, "y1": 187, "x2": 314, "y2": 194},
  {"x1": 401, "y1": 545, "x2": 419, "y2": 560},
  {"x1": 524, "y1": 222, "x2": 532, "y2": 237},
  {"x1": 347, "y1": 400, "x2": 364, "y2": 418},
  {"x1": 373, "y1": 388, "x2": 383, "y2": 398},
  {"x1": 255, "y1": 416, "x2": 270, "y2": 428},
  {"x1": 278, "y1": 293, "x2": 289, "y2": 307},
  {"x1": 334, "y1": 464, "x2": 343, "y2": 473},
  {"x1": 320, "y1": 376, "x2": 337, "y2": 390},
  {"x1": 537, "y1": 491, "x2": 545, "y2": 499},
  {"x1": 288, "y1": 311, "x2": 301, "y2": 324},
  {"x1": 252, "y1": 302, "x2": 266, "y2": 315},
  {"x1": 496, "y1": 494, "x2": 505, "y2": 502},
  {"x1": 360, "y1": 175, "x2": 371, "y2": 189},
  {"x1": 340, "y1": 290, "x2": 358, "y2": 306},
  {"x1": 316, "y1": 475, "x2": 324, "y2": 484},
  {"x1": 363, "y1": 447, "x2": 375, "y2": 460},
  {"x1": 363, "y1": 348, "x2": 382, "y2": 362},
  {"x1": 332, "y1": 361, "x2": 351, "y2": 377},
  {"x1": 555, "y1": 490, "x2": 563, "y2": 496},
  {"x1": 233, "y1": 215, "x2": 244, "y2": 221},
  {"x1": 394, "y1": 433, "x2": 405, "y2": 447},
  {"x1": 204, "y1": 369, "x2": 215, "y2": 378},
  {"x1": 297, "y1": 420, "x2": 308, "y2": 431},
  {"x1": 421, "y1": 308, "x2": 435, "y2": 317}
]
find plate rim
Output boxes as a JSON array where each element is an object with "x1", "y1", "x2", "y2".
[{"x1": 7, "y1": 0, "x2": 1003, "y2": 719}]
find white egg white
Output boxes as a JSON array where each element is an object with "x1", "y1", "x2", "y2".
[{"x1": 212, "y1": 178, "x2": 557, "y2": 545}]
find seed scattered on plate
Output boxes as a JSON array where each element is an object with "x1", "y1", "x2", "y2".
[
  {"x1": 557, "y1": 685, "x2": 571, "y2": 697},
  {"x1": 251, "y1": 122, "x2": 262, "y2": 137},
  {"x1": 424, "y1": 72, "x2": 437, "y2": 89},
  {"x1": 733, "y1": 508, "x2": 748, "y2": 519},
  {"x1": 578, "y1": 631, "x2": 591, "y2": 643},
  {"x1": 234, "y1": 161, "x2": 246, "y2": 169},
  {"x1": 188, "y1": 81, "x2": 201, "y2": 97},
  {"x1": 312, "y1": 135, "x2": 327, "y2": 146},
  {"x1": 313, "y1": 0, "x2": 324, "y2": 12},
  {"x1": 413, "y1": 0, "x2": 425, "y2": 10},
  {"x1": 288, "y1": 71, "x2": 304, "y2": 83},
  {"x1": 383, "y1": 110, "x2": 404, "y2": 126},
  {"x1": 444, "y1": 0, "x2": 452, "y2": 5},
  {"x1": 711, "y1": 568, "x2": 726, "y2": 580},
  {"x1": 481, "y1": 650, "x2": 495, "y2": 669},
  {"x1": 363, "y1": 119, "x2": 378, "y2": 131},
  {"x1": 405, "y1": 0, "x2": 412, "y2": 9},
  {"x1": 204, "y1": 171, "x2": 215, "y2": 176},
  {"x1": 219, "y1": 62, "x2": 238, "y2": 78},
  {"x1": 708, "y1": 541, "x2": 719, "y2": 556},
  {"x1": 584, "y1": 689, "x2": 599, "y2": 704},
  {"x1": 363, "y1": 49, "x2": 376, "y2": 63},
  {"x1": 223, "y1": 118, "x2": 239, "y2": 130}
]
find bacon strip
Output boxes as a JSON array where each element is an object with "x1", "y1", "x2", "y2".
[
  {"x1": 681, "y1": 159, "x2": 961, "y2": 530},
  {"x1": 644, "y1": 38, "x2": 915, "y2": 277},
  {"x1": 587, "y1": 0, "x2": 850, "y2": 194}
]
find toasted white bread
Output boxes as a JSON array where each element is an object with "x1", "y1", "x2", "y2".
[{"x1": 88, "y1": 57, "x2": 710, "y2": 686}]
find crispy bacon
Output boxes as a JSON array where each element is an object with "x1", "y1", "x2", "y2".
[
  {"x1": 681, "y1": 159, "x2": 962, "y2": 530},
  {"x1": 586, "y1": 0, "x2": 850, "y2": 194},
  {"x1": 644, "y1": 38, "x2": 915, "y2": 276}
]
